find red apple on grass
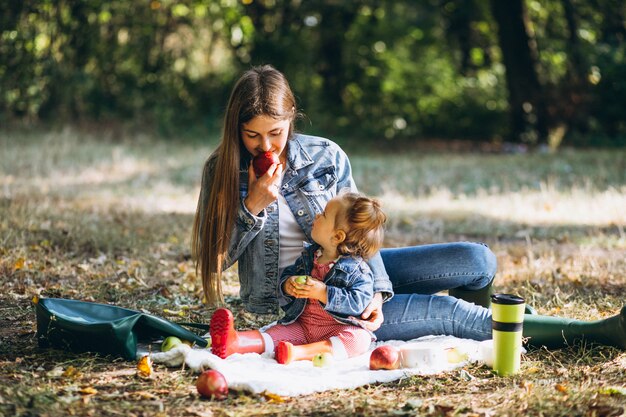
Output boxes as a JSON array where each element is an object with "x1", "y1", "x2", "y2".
[
  {"x1": 196, "y1": 369, "x2": 228, "y2": 400},
  {"x1": 252, "y1": 151, "x2": 280, "y2": 177},
  {"x1": 369, "y1": 345, "x2": 401, "y2": 370}
]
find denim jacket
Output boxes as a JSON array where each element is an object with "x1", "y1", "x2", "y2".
[
  {"x1": 197, "y1": 133, "x2": 394, "y2": 313},
  {"x1": 277, "y1": 243, "x2": 374, "y2": 330}
]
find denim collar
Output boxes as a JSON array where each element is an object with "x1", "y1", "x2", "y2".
[
  {"x1": 302, "y1": 241, "x2": 363, "y2": 275},
  {"x1": 333, "y1": 254, "x2": 362, "y2": 274},
  {"x1": 286, "y1": 135, "x2": 315, "y2": 171}
]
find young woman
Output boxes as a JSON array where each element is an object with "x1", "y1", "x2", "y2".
[
  {"x1": 210, "y1": 192, "x2": 386, "y2": 364},
  {"x1": 192, "y1": 64, "x2": 625, "y2": 350}
]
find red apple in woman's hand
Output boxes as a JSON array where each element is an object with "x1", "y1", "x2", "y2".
[
  {"x1": 369, "y1": 345, "x2": 401, "y2": 370},
  {"x1": 196, "y1": 369, "x2": 228, "y2": 400},
  {"x1": 253, "y1": 151, "x2": 280, "y2": 177}
]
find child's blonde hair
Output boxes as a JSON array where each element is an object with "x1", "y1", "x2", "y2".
[{"x1": 334, "y1": 192, "x2": 386, "y2": 260}]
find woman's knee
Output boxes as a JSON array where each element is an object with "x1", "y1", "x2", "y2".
[{"x1": 457, "y1": 242, "x2": 497, "y2": 279}]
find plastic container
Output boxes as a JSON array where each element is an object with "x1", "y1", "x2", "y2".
[{"x1": 399, "y1": 343, "x2": 447, "y2": 368}]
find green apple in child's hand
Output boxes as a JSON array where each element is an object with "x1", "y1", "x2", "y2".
[
  {"x1": 294, "y1": 276, "x2": 308, "y2": 284},
  {"x1": 312, "y1": 352, "x2": 334, "y2": 367},
  {"x1": 161, "y1": 336, "x2": 183, "y2": 352}
]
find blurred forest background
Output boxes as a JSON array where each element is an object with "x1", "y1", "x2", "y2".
[
  {"x1": 1, "y1": 4, "x2": 626, "y2": 415},
  {"x1": 1, "y1": 0, "x2": 626, "y2": 147}
]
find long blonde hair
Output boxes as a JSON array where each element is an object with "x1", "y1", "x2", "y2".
[{"x1": 192, "y1": 65, "x2": 297, "y2": 305}]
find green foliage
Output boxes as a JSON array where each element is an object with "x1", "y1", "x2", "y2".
[
  {"x1": 0, "y1": 0, "x2": 242, "y2": 129},
  {"x1": 0, "y1": 0, "x2": 625, "y2": 144}
]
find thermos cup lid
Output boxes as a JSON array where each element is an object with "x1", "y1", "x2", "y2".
[{"x1": 491, "y1": 294, "x2": 525, "y2": 305}]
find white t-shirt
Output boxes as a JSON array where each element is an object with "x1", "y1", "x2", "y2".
[{"x1": 277, "y1": 192, "x2": 308, "y2": 271}]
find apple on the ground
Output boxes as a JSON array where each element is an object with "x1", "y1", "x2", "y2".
[
  {"x1": 312, "y1": 352, "x2": 334, "y2": 367},
  {"x1": 369, "y1": 345, "x2": 401, "y2": 370},
  {"x1": 196, "y1": 369, "x2": 228, "y2": 400},
  {"x1": 161, "y1": 336, "x2": 183, "y2": 352}
]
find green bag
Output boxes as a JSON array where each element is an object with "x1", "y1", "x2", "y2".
[{"x1": 35, "y1": 297, "x2": 208, "y2": 360}]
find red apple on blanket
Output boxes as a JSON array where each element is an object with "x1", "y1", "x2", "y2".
[
  {"x1": 369, "y1": 345, "x2": 401, "y2": 370},
  {"x1": 252, "y1": 151, "x2": 280, "y2": 177},
  {"x1": 196, "y1": 369, "x2": 228, "y2": 400}
]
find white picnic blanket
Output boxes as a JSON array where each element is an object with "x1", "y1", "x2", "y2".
[{"x1": 148, "y1": 336, "x2": 493, "y2": 397}]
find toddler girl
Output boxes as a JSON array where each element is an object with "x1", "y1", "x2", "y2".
[{"x1": 209, "y1": 191, "x2": 387, "y2": 364}]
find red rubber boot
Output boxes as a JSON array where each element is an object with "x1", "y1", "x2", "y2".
[
  {"x1": 274, "y1": 340, "x2": 333, "y2": 365},
  {"x1": 210, "y1": 308, "x2": 265, "y2": 359}
]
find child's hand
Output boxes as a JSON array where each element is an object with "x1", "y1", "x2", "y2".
[
  {"x1": 283, "y1": 276, "x2": 310, "y2": 298},
  {"x1": 293, "y1": 276, "x2": 327, "y2": 303}
]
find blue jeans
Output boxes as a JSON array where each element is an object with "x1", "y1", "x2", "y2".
[{"x1": 374, "y1": 242, "x2": 495, "y2": 341}]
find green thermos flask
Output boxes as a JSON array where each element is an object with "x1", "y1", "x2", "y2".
[{"x1": 491, "y1": 294, "x2": 525, "y2": 376}]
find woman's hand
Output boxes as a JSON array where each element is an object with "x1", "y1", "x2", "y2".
[
  {"x1": 244, "y1": 161, "x2": 283, "y2": 215},
  {"x1": 350, "y1": 292, "x2": 384, "y2": 332}
]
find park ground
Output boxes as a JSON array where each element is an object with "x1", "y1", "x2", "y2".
[{"x1": 1, "y1": 129, "x2": 625, "y2": 417}]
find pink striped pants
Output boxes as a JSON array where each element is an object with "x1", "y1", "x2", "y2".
[{"x1": 265, "y1": 300, "x2": 373, "y2": 358}]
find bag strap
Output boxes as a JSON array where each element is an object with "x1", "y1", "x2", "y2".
[{"x1": 176, "y1": 322, "x2": 210, "y2": 331}]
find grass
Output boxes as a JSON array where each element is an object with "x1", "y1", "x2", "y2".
[{"x1": 1, "y1": 128, "x2": 625, "y2": 417}]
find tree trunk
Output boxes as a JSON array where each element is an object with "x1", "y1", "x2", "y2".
[
  {"x1": 595, "y1": 0, "x2": 626, "y2": 45},
  {"x1": 443, "y1": 0, "x2": 475, "y2": 74},
  {"x1": 489, "y1": 0, "x2": 548, "y2": 144},
  {"x1": 317, "y1": 4, "x2": 357, "y2": 110},
  {"x1": 558, "y1": 0, "x2": 590, "y2": 134},
  {"x1": 562, "y1": 0, "x2": 586, "y2": 82}
]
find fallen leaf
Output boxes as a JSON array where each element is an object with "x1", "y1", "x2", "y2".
[
  {"x1": 598, "y1": 386, "x2": 626, "y2": 396},
  {"x1": 263, "y1": 391, "x2": 285, "y2": 403},
  {"x1": 79, "y1": 387, "x2": 98, "y2": 395},
  {"x1": 158, "y1": 286, "x2": 172, "y2": 298},
  {"x1": 163, "y1": 308, "x2": 185, "y2": 317},
  {"x1": 131, "y1": 391, "x2": 158, "y2": 400},
  {"x1": 14, "y1": 258, "x2": 25, "y2": 271},
  {"x1": 63, "y1": 366, "x2": 81, "y2": 378},
  {"x1": 555, "y1": 383, "x2": 568, "y2": 394},
  {"x1": 459, "y1": 369, "x2": 474, "y2": 381},
  {"x1": 137, "y1": 355, "x2": 153, "y2": 378},
  {"x1": 520, "y1": 381, "x2": 533, "y2": 395}
]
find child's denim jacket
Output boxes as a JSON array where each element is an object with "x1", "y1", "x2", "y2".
[
  {"x1": 196, "y1": 134, "x2": 394, "y2": 314},
  {"x1": 277, "y1": 243, "x2": 375, "y2": 332}
]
